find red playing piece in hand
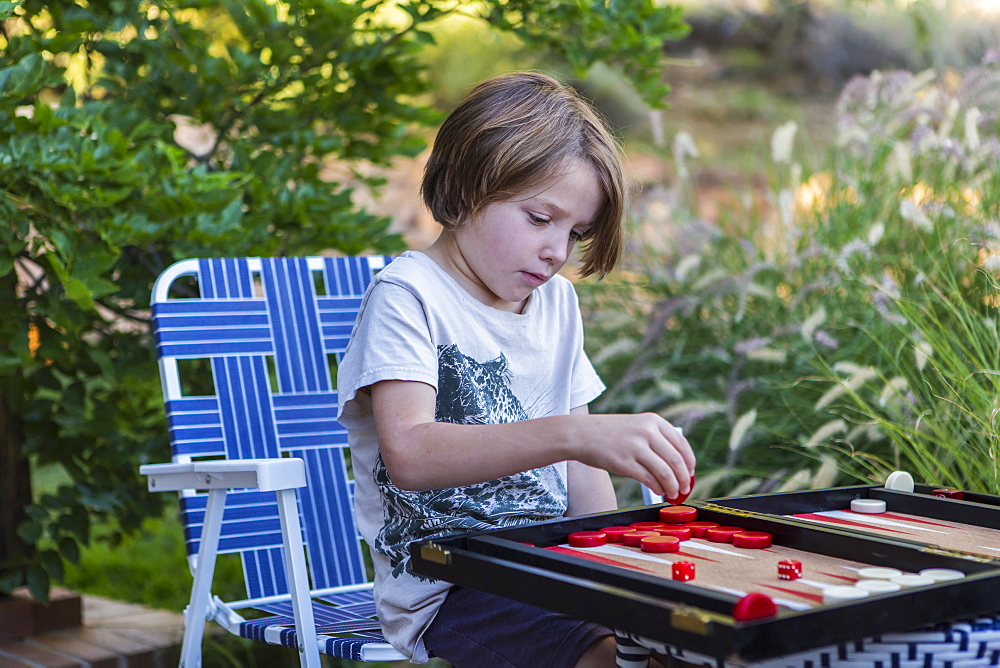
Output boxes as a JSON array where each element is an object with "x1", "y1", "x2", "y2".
[{"x1": 666, "y1": 473, "x2": 697, "y2": 505}]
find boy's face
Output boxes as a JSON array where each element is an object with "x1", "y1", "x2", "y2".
[{"x1": 450, "y1": 158, "x2": 602, "y2": 313}]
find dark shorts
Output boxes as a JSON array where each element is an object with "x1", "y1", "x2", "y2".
[{"x1": 423, "y1": 586, "x2": 613, "y2": 668}]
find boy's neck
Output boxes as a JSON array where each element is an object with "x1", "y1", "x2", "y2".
[{"x1": 422, "y1": 235, "x2": 529, "y2": 314}]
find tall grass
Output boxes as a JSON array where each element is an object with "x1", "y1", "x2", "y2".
[
  {"x1": 819, "y1": 258, "x2": 1000, "y2": 492},
  {"x1": 584, "y1": 52, "x2": 1000, "y2": 502}
]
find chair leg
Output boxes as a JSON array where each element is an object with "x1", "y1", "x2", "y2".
[
  {"x1": 180, "y1": 488, "x2": 227, "y2": 668},
  {"x1": 276, "y1": 488, "x2": 322, "y2": 668}
]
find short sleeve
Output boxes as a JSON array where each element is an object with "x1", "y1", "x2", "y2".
[
  {"x1": 566, "y1": 285, "x2": 605, "y2": 410},
  {"x1": 336, "y1": 279, "x2": 439, "y2": 422}
]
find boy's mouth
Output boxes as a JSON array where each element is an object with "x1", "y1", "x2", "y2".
[{"x1": 522, "y1": 271, "x2": 548, "y2": 286}]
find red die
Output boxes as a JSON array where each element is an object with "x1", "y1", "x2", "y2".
[
  {"x1": 932, "y1": 488, "x2": 965, "y2": 500},
  {"x1": 672, "y1": 561, "x2": 696, "y2": 581},
  {"x1": 777, "y1": 559, "x2": 803, "y2": 580}
]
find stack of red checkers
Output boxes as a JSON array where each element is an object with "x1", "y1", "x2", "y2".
[
  {"x1": 705, "y1": 526, "x2": 744, "y2": 543},
  {"x1": 683, "y1": 521, "x2": 719, "y2": 538},
  {"x1": 599, "y1": 526, "x2": 634, "y2": 543},
  {"x1": 622, "y1": 530, "x2": 659, "y2": 547},
  {"x1": 732, "y1": 531, "x2": 772, "y2": 549},
  {"x1": 568, "y1": 531, "x2": 607, "y2": 548},
  {"x1": 640, "y1": 535, "x2": 680, "y2": 553},
  {"x1": 659, "y1": 506, "x2": 697, "y2": 524}
]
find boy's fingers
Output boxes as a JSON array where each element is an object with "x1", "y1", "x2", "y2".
[
  {"x1": 663, "y1": 423, "x2": 697, "y2": 475},
  {"x1": 651, "y1": 440, "x2": 692, "y2": 494},
  {"x1": 643, "y1": 459, "x2": 684, "y2": 500}
]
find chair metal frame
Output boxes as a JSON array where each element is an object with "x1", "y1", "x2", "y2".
[{"x1": 141, "y1": 256, "x2": 407, "y2": 667}]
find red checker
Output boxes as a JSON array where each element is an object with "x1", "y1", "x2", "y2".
[
  {"x1": 630, "y1": 521, "x2": 668, "y2": 531},
  {"x1": 777, "y1": 559, "x2": 803, "y2": 580},
  {"x1": 640, "y1": 535, "x2": 680, "y2": 553},
  {"x1": 932, "y1": 488, "x2": 965, "y2": 500},
  {"x1": 672, "y1": 561, "x2": 696, "y2": 581},
  {"x1": 683, "y1": 521, "x2": 720, "y2": 538},
  {"x1": 665, "y1": 473, "x2": 698, "y2": 505},
  {"x1": 659, "y1": 506, "x2": 698, "y2": 524},
  {"x1": 622, "y1": 530, "x2": 660, "y2": 547},
  {"x1": 567, "y1": 531, "x2": 607, "y2": 548},
  {"x1": 732, "y1": 531, "x2": 773, "y2": 549},
  {"x1": 706, "y1": 526, "x2": 744, "y2": 543},
  {"x1": 657, "y1": 526, "x2": 692, "y2": 541},
  {"x1": 600, "y1": 526, "x2": 635, "y2": 543},
  {"x1": 732, "y1": 592, "x2": 778, "y2": 622}
]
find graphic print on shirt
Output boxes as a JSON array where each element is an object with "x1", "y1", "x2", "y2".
[{"x1": 374, "y1": 343, "x2": 567, "y2": 578}]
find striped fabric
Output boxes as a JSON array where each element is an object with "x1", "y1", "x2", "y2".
[
  {"x1": 614, "y1": 613, "x2": 1000, "y2": 666},
  {"x1": 152, "y1": 256, "x2": 398, "y2": 661}
]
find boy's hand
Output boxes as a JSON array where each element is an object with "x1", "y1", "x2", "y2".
[{"x1": 576, "y1": 413, "x2": 695, "y2": 501}]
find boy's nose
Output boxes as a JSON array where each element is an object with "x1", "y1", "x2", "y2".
[{"x1": 540, "y1": 232, "x2": 571, "y2": 265}]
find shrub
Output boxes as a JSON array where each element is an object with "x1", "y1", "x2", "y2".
[
  {"x1": 1, "y1": 0, "x2": 689, "y2": 601},
  {"x1": 584, "y1": 53, "x2": 1000, "y2": 502}
]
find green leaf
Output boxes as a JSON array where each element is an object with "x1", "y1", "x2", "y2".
[
  {"x1": 26, "y1": 564, "x2": 50, "y2": 605},
  {"x1": 0, "y1": 53, "x2": 49, "y2": 102},
  {"x1": 16, "y1": 520, "x2": 43, "y2": 543},
  {"x1": 63, "y1": 277, "x2": 95, "y2": 311},
  {"x1": 0, "y1": 252, "x2": 13, "y2": 278},
  {"x1": 40, "y1": 550, "x2": 64, "y2": 583},
  {"x1": 59, "y1": 538, "x2": 81, "y2": 565},
  {"x1": 0, "y1": 567, "x2": 24, "y2": 594}
]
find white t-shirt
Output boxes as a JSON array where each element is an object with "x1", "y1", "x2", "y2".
[{"x1": 337, "y1": 251, "x2": 605, "y2": 662}]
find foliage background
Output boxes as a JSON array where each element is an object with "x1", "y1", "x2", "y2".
[
  {"x1": 4, "y1": 0, "x2": 1000, "y2": 666},
  {"x1": 0, "y1": 0, "x2": 688, "y2": 613},
  {"x1": 584, "y1": 49, "x2": 1000, "y2": 504}
]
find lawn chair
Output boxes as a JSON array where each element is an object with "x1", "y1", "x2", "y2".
[{"x1": 140, "y1": 256, "x2": 408, "y2": 667}]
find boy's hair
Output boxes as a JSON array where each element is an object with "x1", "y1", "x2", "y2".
[{"x1": 421, "y1": 71, "x2": 626, "y2": 278}]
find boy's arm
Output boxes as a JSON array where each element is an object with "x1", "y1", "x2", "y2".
[
  {"x1": 370, "y1": 379, "x2": 695, "y2": 499},
  {"x1": 565, "y1": 405, "x2": 617, "y2": 516}
]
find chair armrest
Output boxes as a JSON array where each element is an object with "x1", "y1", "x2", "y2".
[{"x1": 140, "y1": 458, "x2": 307, "y2": 492}]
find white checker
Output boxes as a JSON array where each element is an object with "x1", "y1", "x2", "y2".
[
  {"x1": 851, "y1": 498, "x2": 887, "y2": 514},
  {"x1": 823, "y1": 586, "x2": 870, "y2": 604},
  {"x1": 884, "y1": 470, "x2": 915, "y2": 492},
  {"x1": 891, "y1": 574, "x2": 936, "y2": 588},
  {"x1": 919, "y1": 568, "x2": 965, "y2": 582},
  {"x1": 856, "y1": 567, "x2": 904, "y2": 580},
  {"x1": 855, "y1": 579, "x2": 902, "y2": 594}
]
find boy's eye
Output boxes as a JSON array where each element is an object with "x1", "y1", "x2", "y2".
[{"x1": 528, "y1": 213, "x2": 549, "y2": 225}]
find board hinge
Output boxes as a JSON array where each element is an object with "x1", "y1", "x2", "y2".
[
  {"x1": 670, "y1": 605, "x2": 715, "y2": 635},
  {"x1": 420, "y1": 542, "x2": 452, "y2": 565}
]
